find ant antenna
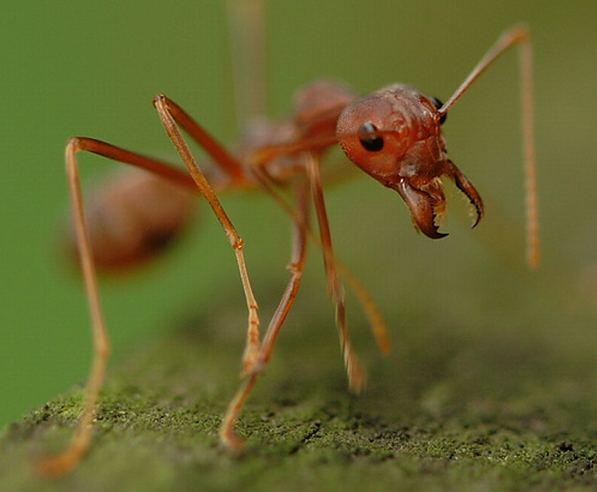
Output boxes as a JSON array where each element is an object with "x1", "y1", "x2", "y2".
[{"x1": 439, "y1": 25, "x2": 539, "y2": 268}]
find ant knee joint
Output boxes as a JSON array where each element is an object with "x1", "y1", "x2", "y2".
[
  {"x1": 66, "y1": 137, "x2": 82, "y2": 153},
  {"x1": 287, "y1": 262, "x2": 303, "y2": 276},
  {"x1": 232, "y1": 238, "x2": 245, "y2": 250},
  {"x1": 247, "y1": 358, "x2": 265, "y2": 377},
  {"x1": 152, "y1": 93, "x2": 168, "y2": 108},
  {"x1": 507, "y1": 24, "x2": 530, "y2": 43}
]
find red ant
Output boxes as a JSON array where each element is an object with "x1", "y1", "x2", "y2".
[{"x1": 38, "y1": 0, "x2": 539, "y2": 477}]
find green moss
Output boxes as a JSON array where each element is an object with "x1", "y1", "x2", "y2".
[{"x1": 1, "y1": 302, "x2": 595, "y2": 491}]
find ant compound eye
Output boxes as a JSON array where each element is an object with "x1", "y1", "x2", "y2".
[
  {"x1": 358, "y1": 122, "x2": 384, "y2": 152},
  {"x1": 432, "y1": 97, "x2": 447, "y2": 125}
]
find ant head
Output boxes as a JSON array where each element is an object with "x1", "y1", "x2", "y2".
[
  {"x1": 336, "y1": 90, "x2": 413, "y2": 184},
  {"x1": 335, "y1": 85, "x2": 482, "y2": 239},
  {"x1": 336, "y1": 85, "x2": 443, "y2": 185}
]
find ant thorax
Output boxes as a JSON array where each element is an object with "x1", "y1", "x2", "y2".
[{"x1": 238, "y1": 79, "x2": 357, "y2": 181}]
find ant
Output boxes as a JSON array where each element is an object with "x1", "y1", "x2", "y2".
[{"x1": 38, "y1": 0, "x2": 539, "y2": 477}]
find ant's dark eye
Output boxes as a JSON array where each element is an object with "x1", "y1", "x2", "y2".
[
  {"x1": 432, "y1": 97, "x2": 447, "y2": 125},
  {"x1": 358, "y1": 122, "x2": 384, "y2": 152}
]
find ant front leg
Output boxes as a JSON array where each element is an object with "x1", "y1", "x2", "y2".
[
  {"x1": 153, "y1": 95, "x2": 261, "y2": 373},
  {"x1": 305, "y1": 153, "x2": 366, "y2": 393},
  {"x1": 219, "y1": 178, "x2": 310, "y2": 451}
]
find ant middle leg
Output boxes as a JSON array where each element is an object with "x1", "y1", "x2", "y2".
[
  {"x1": 153, "y1": 94, "x2": 261, "y2": 372},
  {"x1": 251, "y1": 157, "x2": 369, "y2": 389},
  {"x1": 252, "y1": 165, "x2": 391, "y2": 355},
  {"x1": 219, "y1": 178, "x2": 310, "y2": 451}
]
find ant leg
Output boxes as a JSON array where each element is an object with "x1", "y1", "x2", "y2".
[
  {"x1": 37, "y1": 141, "x2": 114, "y2": 476},
  {"x1": 35, "y1": 136, "x2": 241, "y2": 477},
  {"x1": 252, "y1": 166, "x2": 391, "y2": 354},
  {"x1": 37, "y1": 141, "x2": 108, "y2": 478},
  {"x1": 334, "y1": 260, "x2": 391, "y2": 354},
  {"x1": 153, "y1": 95, "x2": 260, "y2": 372},
  {"x1": 306, "y1": 153, "x2": 367, "y2": 393},
  {"x1": 438, "y1": 25, "x2": 539, "y2": 268},
  {"x1": 219, "y1": 179, "x2": 310, "y2": 450},
  {"x1": 59, "y1": 137, "x2": 197, "y2": 189},
  {"x1": 152, "y1": 96, "x2": 246, "y2": 183},
  {"x1": 258, "y1": 179, "x2": 310, "y2": 365}
]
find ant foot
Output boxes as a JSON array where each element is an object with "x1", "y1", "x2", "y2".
[
  {"x1": 36, "y1": 447, "x2": 82, "y2": 478},
  {"x1": 219, "y1": 428, "x2": 246, "y2": 455}
]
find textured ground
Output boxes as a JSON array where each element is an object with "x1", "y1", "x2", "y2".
[{"x1": 2, "y1": 287, "x2": 596, "y2": 492}]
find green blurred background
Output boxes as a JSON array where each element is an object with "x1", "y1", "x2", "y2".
[{"x1": 1, "y1": 0, "x2": 596, "y2": 429}]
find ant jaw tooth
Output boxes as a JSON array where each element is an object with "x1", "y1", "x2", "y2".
[
  {"x1": 393, "y1": 179, "x2": 448, "y2": 239},
  {"x1": 443, "y1": 160, "x2": 484, "y2": 229},
  {"x1": 470, "y1": 206, "x2": 482, "y2": 229}
]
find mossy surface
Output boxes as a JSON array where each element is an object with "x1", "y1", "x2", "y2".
[{"x1": 1, "y1": 294, "x2": 596, "y2": 492}]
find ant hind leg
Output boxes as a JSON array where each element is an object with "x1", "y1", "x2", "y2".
[{"x1": 36, "y1": 128, "x2": 251, "y2": 476}]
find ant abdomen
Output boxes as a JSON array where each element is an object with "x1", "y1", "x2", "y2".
[{"x1": 67, "y1": 169, "x2": 197, "y2": 272}]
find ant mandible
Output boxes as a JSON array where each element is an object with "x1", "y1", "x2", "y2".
[{"x1": 38, "y1": 0, "x2": 539, "y2": 477}]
